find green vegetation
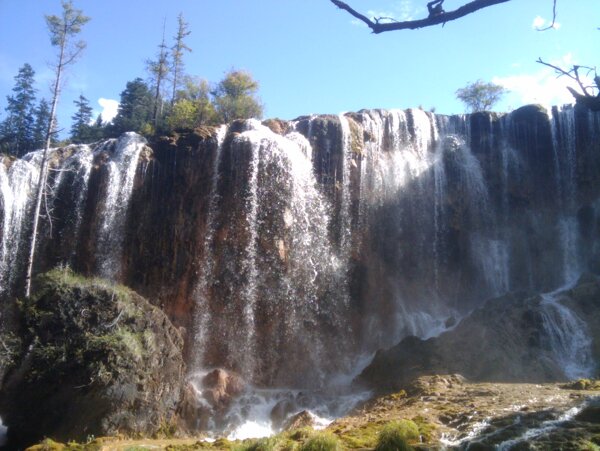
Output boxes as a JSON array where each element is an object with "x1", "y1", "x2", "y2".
[
  {"x1": 374, "y1": 420, "x2": 419, "y2": 451},
  {"x1": 298, "y1": 432, "x2": 341, "y2": 451},
  {"x1": 0, "y1": 10, "x2": 265, "y2": 155},
  {"x1": 212, "y1": 69, "x2": 264, "y2": 124},
  {"x1": 563, "y1": 379, "x2": 600, "y2": 390},
  {"x1": 25, "y1": 437, "x2": 102, "y2": 450},
  {"x1": 167, "y1": 77, "x2": 217, "y2": 130},
  {"x1": 111, "y1": 78, "x2": 155, "y2": 137},
  {"x1": 332, "y1": 421, "x2": 382, "y2": 449},
  {"x1": 0, "y1": 63, "x2": 37, "y2": 156},
  {"x1": 18, "y1": 267, "x2": 150, "y2": 384},
  {"x1": 70, "y1": 94, "x2": 97, "y2": 143},
  {"x1": 455, "y1": 79, "x2": 507, "y2": 113}
]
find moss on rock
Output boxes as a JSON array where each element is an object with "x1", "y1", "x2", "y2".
[{"x1": 0, "y1": 268, "x2": 186, "y2": 449}]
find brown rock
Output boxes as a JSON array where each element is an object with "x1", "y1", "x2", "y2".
[{"x1": 201, "y1": 369, "x2": 245, "y2": 408}]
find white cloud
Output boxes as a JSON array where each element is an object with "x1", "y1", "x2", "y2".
[
  {"x1": 532, "y1": 15, "x2": 561, "y2": 30},
  {"x1": 532, "y1": 16, "x2": 546, "y2": 29},
  {"x1": 97, "y1": 98, "x2": 119, "y2": 123},
  {"x1": 493, "y1": 55, "x2": 593, "y2": 108}
]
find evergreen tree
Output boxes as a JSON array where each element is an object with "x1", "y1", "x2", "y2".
[
  {"x1": 213, "y1": 69, "x2": 264, "y2": 123},
  {"x1": 88, "y1": 113, "x2": 106, "y2": 141},
  {"x1": 2, "y1": 63, "x2": 37, "y2": 156},
  {"x1": 111, "y1": 78, "x2": 154, "y2": 135},
  {"x1": 32, "y1": 99, "x2": 52, "y2": 150},
  {"x1": 170, "y1": 13, "x2": 192, "y2": 105},
  {"x1": 70, "y1": 94, "x2": 93, "y2": 143},
  {"x1": 25, "y1": 0, "x2": 90, "y2": 297}
]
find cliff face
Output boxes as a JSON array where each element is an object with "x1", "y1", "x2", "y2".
[{"x1": 1, "y1": 105, "x2": 599, "y2": 388}]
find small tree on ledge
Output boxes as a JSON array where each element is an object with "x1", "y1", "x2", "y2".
[{"x1": 456, "y1": 80, "x2": 507, "y2": 113}]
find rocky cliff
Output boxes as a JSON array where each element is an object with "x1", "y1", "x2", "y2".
[{"x1": 1, "y1": 105, "x2": 600, "y2": 394}]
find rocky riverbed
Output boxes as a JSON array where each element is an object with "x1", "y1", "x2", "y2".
[{"x1": 23, "y1": 376, "x2": 600, "y2": 450}]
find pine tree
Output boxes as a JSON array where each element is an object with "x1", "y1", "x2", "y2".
[
  {"x1": 32, "y1": 99, "x2": 52, "y2": 150},
  {"x1": 111, "y1": 78, "x2": 154, "y2": 135},
  {"x1": 2, "y1": 63, "x2": 37, "y2": 156},
  {"x1": 70, "y1": 94, "x2": 93, "y2": 143},
  {"x1": 25, "y1": 0, "x2": 90, "y2": 297},
  {"x1": 170, "y1": 13, "x2": 191, "y2": 105},
  {"x1": 147, "y1": 20, "x2": 170, "y2": 129},
  {"x1": 88, "y1": 113, "x2": 106, "y2": 141}
]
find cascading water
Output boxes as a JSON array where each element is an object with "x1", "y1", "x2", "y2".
[
  {"x1": 0, "y1": 156, "x2": 40, "y2": 295},
  {"x1": 192, "y1": 120, "x2": 352, "y2": 387},
  {"x1": 540, "y1": 289, "x2": 594, "y2": 380},
  {"x1": 192, "y1": 125, "x2": 229, "y2": 371},
  {"x1": 95, "y1": 132, "x2": 147, "y2": 280}
]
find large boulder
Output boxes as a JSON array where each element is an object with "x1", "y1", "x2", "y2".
[{"x1": 0, "y1": 269, "x2": 186, "y2": 449}]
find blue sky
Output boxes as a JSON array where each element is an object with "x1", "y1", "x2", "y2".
[{"x1": 0, "y1": 0, "x2": 597, "y2": 135}]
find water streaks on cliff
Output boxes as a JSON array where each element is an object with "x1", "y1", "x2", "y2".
[{"x1": 0, "y1": 105, "x2": 599, "y2": 398}]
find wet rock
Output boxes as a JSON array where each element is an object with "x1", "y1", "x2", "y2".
[
  {"x1": 201, "y1": 368, "x2": 245, "y2": 409},
  {"x1": 282, "y1": 410, "x2": 315, "y2": 431},
  {"x1": 576, "y1": 404, "x2": 600, "y2": 423},
  {"x1": 177, "y1": 382, "x2": 212, "y2": 432},
  {"x1": 0, "y1": 269, "x2": 186, "y2": 449},
  {"x1": 271, "y1": 399, "x2": 297, "y2": 429}
]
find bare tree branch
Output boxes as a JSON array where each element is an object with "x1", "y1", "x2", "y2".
[
  {"x1": 537, "y1": 57, "x2": 600, "y2": 111},
  {"x1": 537, "y1": 0, "x2": 558, "y2": 31},
  {"x1": 537, "y1": 58, "x2": 595, "y2": 96},
  {"x1": 330, "y1": 0, "x2": 511, "y2": 33}
]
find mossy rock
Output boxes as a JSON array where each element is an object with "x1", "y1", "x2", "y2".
[
  {"x1": 563, "y1": 379, "x2": 600, "y2": 391},
  {"x1": 0, "y1": 268, "x2": 186, "y2": 449}
]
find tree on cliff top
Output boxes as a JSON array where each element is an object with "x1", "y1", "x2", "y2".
[
  {"x1": 111, "y1": 78, "x2": 154, "y2": 136},
  {"x1": 456, "y1": 80, "x2": 507, "y2": 113},
  {"x1": 70, "y1": 94, "x2": 93, "y2": 143},
  {"x1": 32, "y1": 99, "x2": 53, "y2": 150},
  {"x1": 1, "y1": 64, "x2": 37, "y2": 157},
  {"x1": 170, "y1": 13, "x2": 192, "y2": 105},
  {"x1": 167, "y1": 76, "x2": 217, "y2": 129},
  {"x1": 213, "y1": 69, "x2": 264, "y2": 123},
  {"x1": 25, "y1": 0, "x2": 90, "y2": 297},
  {"x1": 147, "y1": 21, "x2": 170, "y2": 130}
]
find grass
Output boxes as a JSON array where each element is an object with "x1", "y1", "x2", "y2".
[
  {"x1": 298, "y1": 432, "x2": 341, "y2": 451},
  {"x1": 373, "y1": 420, "x2": 419, "y2": 451}
]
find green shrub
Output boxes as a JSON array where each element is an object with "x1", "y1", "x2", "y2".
[
  {"x1": 236, "y1": 436, "x2": 280, "y2": 451},
  {"x1": 299, "y1": 432, "x2": 342, "y2": 451},
  {"x1": 374, "y1": 420, "x2": 419, "y2": 451}
]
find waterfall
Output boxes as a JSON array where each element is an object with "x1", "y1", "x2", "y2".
[
  {"x1": 95, "y1": 132, "x2": 146, "y2": 280},
  {"x1": 192, "y1": 125, "x2": 228, "y2": 371},
  {"x1": 238, "y1": 126, "x2": 261, "y2": 378},
  {"x1": 0, "y1": 156, "x2": 40, "y2": 295},
  {"x1": 432, "y1": 137, "x2": 446, "y2": 292},
  {"x1": 1, "y1": 106, "x2": 599, "y2": 441},
  {"x1": 192, "y1": 121, "x2": 351, "y2": 386},
  {"x1": 540, "y1": 291, "x2": 593, "y2": 380},
  {"x1": 338, "y1": 114, "x2": 353, "y2": 259}
]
